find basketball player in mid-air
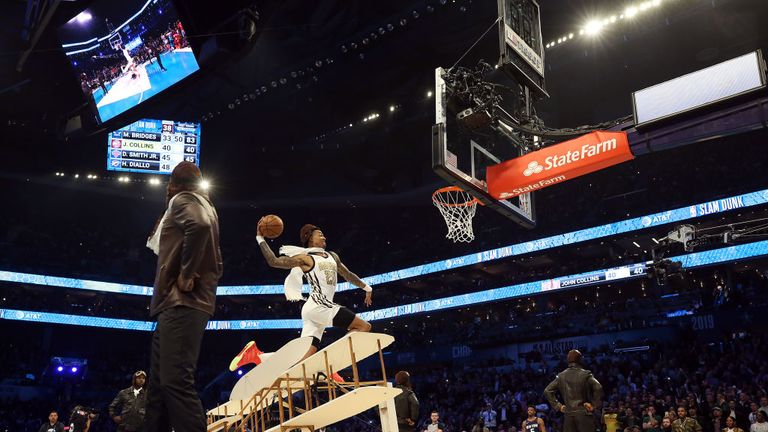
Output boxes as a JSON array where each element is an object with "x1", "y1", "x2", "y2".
[
  {"x1": 229, "y1": 222, "x2": 373, "y2": 373},
  {"x1": 523, "y1": 406, "x2": 547, "y2": 432}
]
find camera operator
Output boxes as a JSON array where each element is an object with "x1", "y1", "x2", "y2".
[
  {"x1": 38, "y1": 410, "x2": 65, "y2": 432},
  {"x1": 109, "y1": 371, "x2": 148, "y2": 432},
  {"x1": 69, "y1": 406, "x2": 97, "y2": 432}
]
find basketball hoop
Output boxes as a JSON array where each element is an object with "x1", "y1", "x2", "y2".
[{"x1": 432, "y1": 186, "x2": 480, "y2": 243}]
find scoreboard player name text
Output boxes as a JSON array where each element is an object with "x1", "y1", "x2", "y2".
[
  {"x1": 121, "y1": 151, "x2": 160, "y2": 161},
  {"x1": 121, "y1": 131, "x2": 161, "y2": 141},
  {"x1": 121, "y1": 160, "x2": 160, "y2": 171}
]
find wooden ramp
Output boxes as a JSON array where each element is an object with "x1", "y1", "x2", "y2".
[
  {"x1": 207, "y1": 414, "x2": 241, "y2": 432},
  {"x1": 263, "y1": 386, "x2": 402, "y2": 432},
  {"x1": 207, "y1": 332, "x2": 395, "y2": 418},
  {"x1": 230, "y1": 337, "x2": 312, "y2": 401}
]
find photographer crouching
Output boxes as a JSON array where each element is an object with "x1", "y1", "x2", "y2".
[{"x1": 109, "y1": 371, "x2": 148, "y2": 432}]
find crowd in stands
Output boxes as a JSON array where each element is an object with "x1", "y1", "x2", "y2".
[{"x1": 0, "y1": 263, "x2": 766, "y2": 431}]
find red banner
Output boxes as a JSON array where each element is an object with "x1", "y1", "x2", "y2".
[{"x1": 486, "y1": 131, "x2": 633, "y2": 199}]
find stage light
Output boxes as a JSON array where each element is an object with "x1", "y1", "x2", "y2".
[
  {"x1": 584, "y1": 20, "x2": 603, "y2": 35},
  {"x1": 57, "y1": 366, "x2": 64, "y2": 372},
  {"x1": 71, "y1": 367, "x2": 78, "y2": 373},
  {"x1": 74, "y1": 174, "x2": 79, "y2": 179},
  {"x1": 390, "y1": 105, "x2": 395, "y2": 112},
  {"x1": 569, "y1": 33, "x2": 574, "y2": 39},
  {"x1": 200, "y1": 180, "x2": 210, "y2": 190},
  {"x1": 652, "y1": 0, "x2": 661, "y2": 6},
  {"x1": 349, "y1": 123, "x2": 352, "y2": 127},
  {"x1": 149, "y1": 178, "x2": 161, "y2": 186},
  {"x1": 625, "y1": 6, "x2": 639, "y2": 18},
  {"x1": 427, "y1": 90, "x2": 433, "y2": 98},
  {"x1": 633, "y1": 241, "x2": 641, "y2": 248},
  {"x1": 75, "y1": 11, "x2": 92, "y2": 23},
  {"x1": 237, "y1": 370, "x2": 243, "y2": 376}
]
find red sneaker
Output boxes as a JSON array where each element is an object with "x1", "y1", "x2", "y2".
[
  {"x1": 331, "y1": 372, "x2": 345, "y2": 383},
  {"x1": 229, "y1": 341, "x2": 263, "y2": 372}
]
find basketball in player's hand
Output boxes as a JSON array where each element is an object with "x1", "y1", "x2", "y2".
[{"x1": 258, "y1": 215, "x2": 284, "y2": 239}]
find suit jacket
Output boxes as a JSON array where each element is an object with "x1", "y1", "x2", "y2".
[
  {"x1": 544, "y1": 363, "x2": 603, "y2": 416},
  {"x1": 394, "y1": 385, "x2": 419, "y2": 431},
  {"x1": 108, "y1": 387, "x2": 147, "y2": 431},
  {"x1": 149, "y1": 192, "x2": 223, "y2": 317}
]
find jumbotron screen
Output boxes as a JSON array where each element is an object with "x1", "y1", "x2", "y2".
[
  {"x1": 58, "y1": 0, "x2": 200, "y2": 123},
  {"x1": 107, "y1": 118, "x2": 201, "y2": 174}
]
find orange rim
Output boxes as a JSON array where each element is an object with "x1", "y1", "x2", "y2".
[{"x1": 432, "y1": 186, "x2": 482, "y2": 207}]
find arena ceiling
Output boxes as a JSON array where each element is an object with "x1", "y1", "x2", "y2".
[{"x1": 0, "y1": 0, "x2": 766, "y2": 205}]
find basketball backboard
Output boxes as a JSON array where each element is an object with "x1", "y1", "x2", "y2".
[{"x1": 432, "y1": 67, "x2": 536, "y2": 229}]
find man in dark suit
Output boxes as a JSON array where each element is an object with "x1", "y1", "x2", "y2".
[
  {"x1": 394, "y1": 371, "x2": 419, "y2": 432},
  {"x1": 544, "y1": 350, "x2": 603, "y2": 432},
  {"x1": 144, "y1": 162, "x2": 223, "y2": 432}
]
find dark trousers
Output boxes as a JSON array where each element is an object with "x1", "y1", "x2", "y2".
[
  {"x1": 564, "y1": 414, "x2": 596, "y2": 432},
  {"x1": 155, "y1": 54, "x2": 166, "y2": 70},
  {"x1": 145, "y1": 306, "x2": 209, "y2": 432}
]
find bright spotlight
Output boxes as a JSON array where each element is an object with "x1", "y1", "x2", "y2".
[
  {"x1": 651, "y1": 0, "x2": 661, "y2": 5},
  {"x1": 74, "y1": 174, "x2": 80, "y2": 179},
  {"x1": 584, "y1": 20, "x2": 603, "y2": 35},
  {"x1": 57, "y1": 366, "x2": 64, "y2": 372},
  {"x1": 625, "y1": 6, "x2": 638, "y2": 17},
  {"x1": 389, "y1": 105, "x2": 395, "y2": 112},
  {"x1": 237, "y1": 370, "x2": 243, "y2": 376},
  {"x1": 568, "y1": 33, "x2": 574, "y2": 39},
  {"x1": 427, "y1": 90, "x2": 433, "y2": 98},
  {"x1": 71, "y1": 366, "x2": 78, "y2": 373},
  {"x1": 75, "y1": 11, "x2": 92, "y2": 23},
  {"x1": 200, "y1": 180, "x2": 210, "y2": 190},
  {"x1": 149, "y1": 178, "x2": 161, "y2": 186}
]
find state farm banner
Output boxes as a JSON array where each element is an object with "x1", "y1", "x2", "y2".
[{"x1": 487, "y1": 131, "x2": 633, "y2": 199}]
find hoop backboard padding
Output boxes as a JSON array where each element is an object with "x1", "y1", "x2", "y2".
[
  {"x1": 432, "y1": 67, "x2": 536, "y2": 229},
  {"x1": 497, "y1": 0, "x2": 547, "y2": 96},
  {"x1": 486, "y1": 131, "x2": 634, "y2": 199},
  {"x1": 433, "y1": 186, "x2": 480, "y2": 243}
]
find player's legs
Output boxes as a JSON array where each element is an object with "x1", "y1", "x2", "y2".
[
  {"x1": 299, "y1": 312, "x2": 325, "y2": 361},
  {"x1": 332, "y1": 306, "x2": 371, "y2": 333}
]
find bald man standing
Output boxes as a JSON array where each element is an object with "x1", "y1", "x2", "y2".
[
  {"x1": 544, "y1": 350, "x2": 603, "y2": 432},
  {"x1": 145, "y1": 162, "x2": 223, "y2": 432}
]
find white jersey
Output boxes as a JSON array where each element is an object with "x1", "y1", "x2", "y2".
[
  {"x1": 304, "y1": 252, "x2": 338, "y2": 307},
  {"x1": 122, "y1": 47, "x2": 133, "y2": 63}
]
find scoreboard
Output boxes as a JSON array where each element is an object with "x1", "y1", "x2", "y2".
[{"x1": 107, "y1": 119, "x2": 201, "y2": 174}]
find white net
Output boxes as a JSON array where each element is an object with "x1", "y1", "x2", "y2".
[{"x1": 432, "y1": 187, "x2": 479, "y2": 243}]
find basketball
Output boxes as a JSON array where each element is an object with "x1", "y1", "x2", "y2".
[{"x1": 259, "y1": 214, "x2": 284, "y2": 239}]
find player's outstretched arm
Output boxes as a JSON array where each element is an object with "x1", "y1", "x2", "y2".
[
  {"x1": 256, "y1": 228, "x2": 311, "y2": 270},
  {"x1": 329, "y1": 251, "x2": 373, "y2": 306}
]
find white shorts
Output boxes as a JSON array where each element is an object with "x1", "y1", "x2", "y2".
[{"x1": 300, "y1": 300, "x2": 341, "y2": 341}]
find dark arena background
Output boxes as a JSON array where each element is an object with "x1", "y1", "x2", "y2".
[{"x1": 2, "y1": 1, "x2": 768, "y2": 432}]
